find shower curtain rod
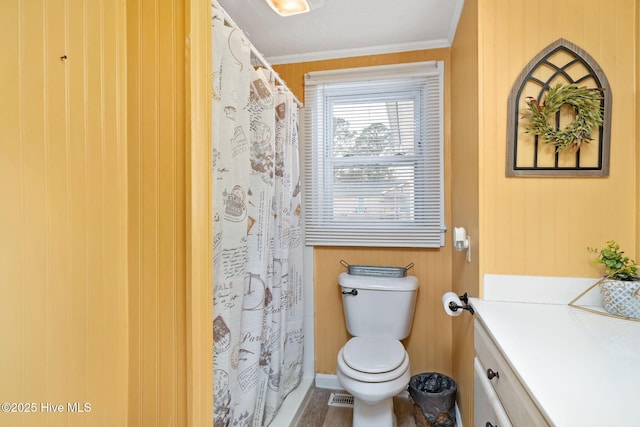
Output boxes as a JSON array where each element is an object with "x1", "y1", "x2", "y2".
[{"x1": 213, "y1": 0, "x2": 303, "y2": 108}]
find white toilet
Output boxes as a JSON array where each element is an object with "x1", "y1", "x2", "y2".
[{"x1": 336, "y1": 272, "x2": 419, "y2": 427}]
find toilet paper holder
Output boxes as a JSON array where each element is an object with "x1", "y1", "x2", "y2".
[{"x1": 448, "y1": 292, "x2": 475, "y2": 315}]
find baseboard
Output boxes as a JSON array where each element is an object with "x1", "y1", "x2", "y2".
[{"x1": 314, "y1": 373, "x2": 342, "y2": 390}]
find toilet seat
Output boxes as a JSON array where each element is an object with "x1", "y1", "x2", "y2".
[
  {"x1": 338, "y1": 337, "x2": 408, "y2": 383},
  {"x1": 344, "y1": 337, "x2": 405, "y2": 373}
]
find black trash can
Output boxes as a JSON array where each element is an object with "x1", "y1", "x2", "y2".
[{"x1": 408, "y1": 372, "x2": 457, "y2": 427}]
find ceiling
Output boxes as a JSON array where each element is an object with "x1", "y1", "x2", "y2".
[{"x1": 218, "y1": 0, "x2": 465, "y2": 64}]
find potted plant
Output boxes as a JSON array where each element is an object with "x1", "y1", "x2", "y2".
[{"x1": 589, "y1": 240, "x2": 640, "y2": 319}]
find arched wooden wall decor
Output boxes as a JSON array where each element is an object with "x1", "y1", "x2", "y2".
[{"x1": 506, "y1": 38, "x2": 611, "y2": 177}]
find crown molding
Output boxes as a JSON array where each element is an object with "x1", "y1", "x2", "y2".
[{"x1": 267, "y1": 39, "x2": 451, "y2": 65}]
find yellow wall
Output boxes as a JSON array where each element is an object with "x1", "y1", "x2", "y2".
[
  {"x1": 275, "y1": 49, "x2": 455, "y2": 377},
  {"x1": 637, "y1": 0, "x2": 640, "y2": 260},
  {"x1": 450, "y1": 0, "x2": 480, "y2": 423},
  {"x1": 449, "y1": 0, "x2": 637, "y2": 425},
  {"x1": 276, "y1": 49, "x2": 447, "y2": 105},
  {"x1": 0, "y1": 0, "x2": 128, "y2": 425},
  {"x1": 126, "y1": 0, "x2": 189, "y2": 425},
  {"x1": 477, "y1": 0, "x2": 637, "y2": 281},
  {"x1": 1, "y1": 0, "x2": 203, "y2": 425},
  {"x1": 185, "y1": 0, "x2": 214, "y2": 425}
]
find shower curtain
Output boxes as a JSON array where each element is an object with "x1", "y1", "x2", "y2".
[{"x1": 212, "y1": 6, "x2": 304, "y2": 427}]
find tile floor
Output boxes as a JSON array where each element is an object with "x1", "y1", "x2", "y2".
[{"x1": 295, "y1": 387, "x2": 417, "y2": 427}]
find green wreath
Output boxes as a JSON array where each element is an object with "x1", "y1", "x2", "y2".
[{"x1": 523, "y1": 83, "x2": 603, "y2": 152}]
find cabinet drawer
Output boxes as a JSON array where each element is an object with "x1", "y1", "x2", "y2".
[
  {"x1": 474, "y1": 357, "x2": 512, "y2": 427},
  {"x1": 475, "y1": 320, "x2": 549, "y2": 427}
]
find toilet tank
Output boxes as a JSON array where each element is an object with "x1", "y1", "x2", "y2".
[{"x1": 338, "y1": 272, "x2": 419, "y2": 340}]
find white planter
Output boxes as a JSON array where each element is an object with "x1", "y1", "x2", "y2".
[{"x1": 599, "y1": 279, "x2": 640, "y2": 319}]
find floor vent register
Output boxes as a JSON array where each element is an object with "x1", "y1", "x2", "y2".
[{"x1": 327, "y1": 392, "x2": 354, "y2": 408}]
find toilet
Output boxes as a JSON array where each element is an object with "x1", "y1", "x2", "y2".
[{"x1": 336, "y1": 272, "x2": 419, "y2": 427}]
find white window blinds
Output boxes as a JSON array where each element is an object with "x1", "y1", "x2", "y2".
[{"x1": 303, "y1": 62, "x2": 445, "y2": 247}]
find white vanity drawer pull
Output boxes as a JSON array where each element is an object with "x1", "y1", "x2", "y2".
[
  {"x1": 487, "y1": 368, "x2": 500, "y2": 380},
  {"x1": 486, "y1": 423, "x2": 497, "y2": 427}
]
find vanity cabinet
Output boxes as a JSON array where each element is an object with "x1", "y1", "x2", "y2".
[
  {"x1": 474, "y1": 320, "x2": 549, "y2": 427},
  {"x1": 470, "y1": 279, "x2": 640, "y2": 426}
]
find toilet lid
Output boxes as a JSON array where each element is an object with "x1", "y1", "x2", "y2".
[{"x1": 343, "y1": 337, "x2": 405, "y2": 374}]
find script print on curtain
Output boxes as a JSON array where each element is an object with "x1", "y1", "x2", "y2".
[{"x1": 212, "y1": 5, "x2": 304, "y2": 427}]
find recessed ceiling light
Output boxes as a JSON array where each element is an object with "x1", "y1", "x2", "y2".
[{"x1": 266, "y1": 0, "x2": 310, "y2": 16}]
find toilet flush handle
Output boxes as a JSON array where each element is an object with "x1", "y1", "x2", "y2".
[{"x1": 341, "y1": 289, "x2": 358, "y2": 296}]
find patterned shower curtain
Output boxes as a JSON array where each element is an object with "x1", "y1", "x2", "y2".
[{"x1": 212, "y1": 5, "x2": 304, "y2": 427}]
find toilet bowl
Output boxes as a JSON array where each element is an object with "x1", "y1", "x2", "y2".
[
  {"x1": 337, "y1": 273, "x2": 419, "y2": 427},
  {"x1": 337, "y1": 337, "x2": 411, "y2": 427}
]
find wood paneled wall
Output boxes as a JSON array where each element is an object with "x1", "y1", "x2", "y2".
[
  {"x1": 312, "y1": 247, "x2": 453, "y2": 376},
  {"x1": 185, "y1": 0, "x2": 214, "y2": 425},
  {"x1": 275, "y1": 49, "x2": 455, "y2": 377},
  {"x1": 450, "y1": 0, "x2": 638, "y2": 425},
  {"x1": 477, "y1": 0, "x2": 637, "y2": 280},
  {"x1": 450, "y1": 0, "x2": 480, "y2": 424},
  {"x1": 275, "y1": 49, "x2": 449, "y2": 105},
  {"x1": 126, "y1": 0, "x2": 188, "y2": 425},
  {"x1": 0, "y1": 0, "x2": 128, "y2": 425},
  {"x1": 637, "y1": 1, "x2": 640, "y2": 260},
  {"x1": 2, "y1": 0, "x2": 207, "y2": 425}
]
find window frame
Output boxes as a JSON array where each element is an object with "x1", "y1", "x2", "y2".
[{"x1": 303, "y1": 61, "x2": 445, "y2": 248}]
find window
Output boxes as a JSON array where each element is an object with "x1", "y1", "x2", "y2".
[{"x1": 303, "y1": 62, "x2": 445, "y2": 247}]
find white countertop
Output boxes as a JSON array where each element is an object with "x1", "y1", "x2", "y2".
[{"x1": 471, "y1": 298, "x2": 640, "y2": 426}]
